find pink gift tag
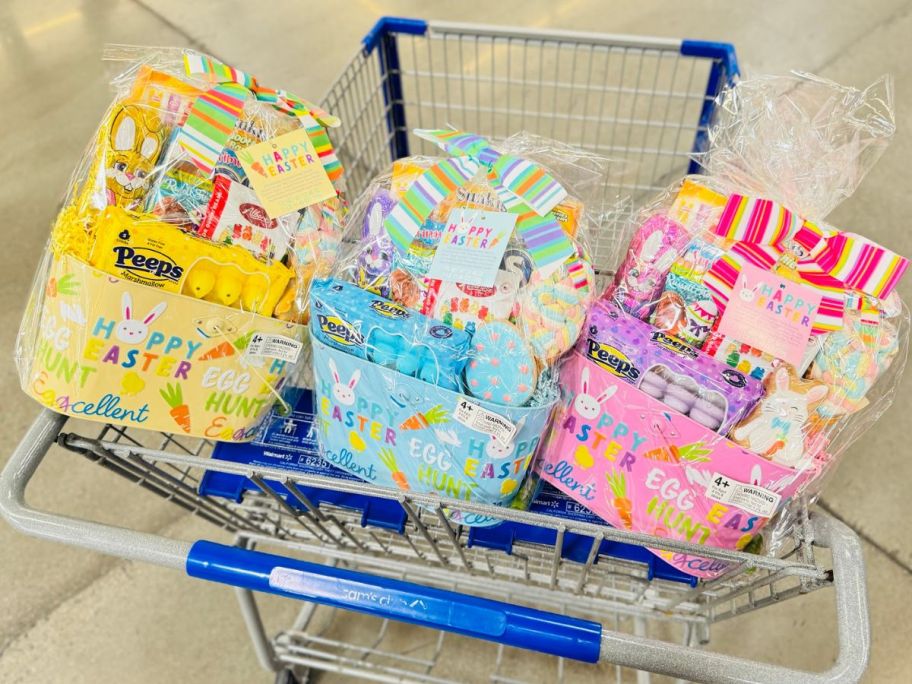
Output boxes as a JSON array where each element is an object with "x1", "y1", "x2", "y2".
[{"x1": 715, "y1": 263, "x2": 821, "y2": 368}]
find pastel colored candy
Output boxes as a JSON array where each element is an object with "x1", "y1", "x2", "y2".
[
  {"x1": 519, "y1": 250, "x2": 595, "y2": 364},
  {"x1": 665, "y1": 382, "x2": 697, "y2": 408},
  {"x1": 639, "y1": 371, "x2": 668, "y2": 398},
  {"x1": 663, "y1": 393, "x2": 692, "y2": 414},
  {"x1": 689, "y1": 406, "x2": 722, "y2": 430},
  {"x1": 580, "y1": 300, "x2": 764, "y2": 434},
  {"x1": 693, "y1": 397, "x2": 725, "y2": 421},
  {"x1": 310, "y1": 279, "x2": 471, "y2": 391},
  {"x1": 809, "y1": 310, "x2": 900, "y2": 417},
  {"x1": 466, "y1": 321, "x2": 538, "y2": 407}
]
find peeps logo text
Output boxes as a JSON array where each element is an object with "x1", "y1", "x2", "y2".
[
  {"x1": 318, "y1": 315, "x2": 362, "y2": 347},
  {"x1": 370, "y1": 300, "x2": 410, "y2": 320},
  {"x1": 650, "y1": 331, "x2": 698, "y2": 359},
  {"x1": 112, "y1": 246, "x2": 183, "y2": 283},
  {"x1": 586, "y1": 339, "x2": 640, "y2": 381}
]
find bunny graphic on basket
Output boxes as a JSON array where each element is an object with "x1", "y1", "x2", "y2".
[
  {"x1": 732, "y1": 366, "x2": 828, "y2": 468},
  {"x1": 105, "y1": 105, "x2": 166, "y2": 208},
  {"x1": 573, "y1": 366, "x2": 619, "y2": 420},
  {"x1": 116, "y1": 293, "x2": 167, "y2": 345},
  {"x1": 328, "y1": 358, "x2": 360, "y2": 406},
  {"x1": 484, "y1": 416, "x2": 527, "y2": 460}
]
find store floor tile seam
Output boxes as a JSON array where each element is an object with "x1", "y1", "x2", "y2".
[
  {"x1": 126, "y1": 0, "x2": 211, "y2": 54},
  {"x1": 818, "y1": 499, "x2": 912, "y2": 575}
]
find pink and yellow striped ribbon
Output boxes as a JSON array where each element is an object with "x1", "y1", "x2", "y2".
[{"x1": 704, "y1": 194, "x2": 908, "y2": 333}]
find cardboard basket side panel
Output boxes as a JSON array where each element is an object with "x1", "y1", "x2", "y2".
[
  {"x1": 22, "y1": 255, "x2": 302, "y2": 442},
  {"x1": 311, "y1": 338, "x2": 557, "y2": 527},
  {"x1": 537, "y1": 351, "x2": 819, "y2": 578}
]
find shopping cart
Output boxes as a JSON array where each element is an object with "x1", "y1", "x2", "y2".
[{"x1": 1, "y1": 18, "x2": 870, "y2": 684}]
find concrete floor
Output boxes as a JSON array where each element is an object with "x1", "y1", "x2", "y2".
[{"x1": 1, "y1": 0, "x2": 911, "y2": 681}]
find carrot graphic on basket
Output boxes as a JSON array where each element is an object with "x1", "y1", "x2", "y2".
[
  {"x1": 399, "y1": 404, "x2": 449, "y2": 431},
  {"x1": 643, "y1": 441, "x2": 712, "y2": 463},
  {"x1": 199, "y1": 341, "x2": 235, "y2": 360},
  {"x1": 378, "y1": 448, "x2": 409, "y2": 490},
  {"x1": 46, "y1": 273, "x2": 79, "y2": 298},
  {"x1": 160, "y1": 383, "x2": 191, "y2": 433},
  {"x1": 605, "y1": 469, "x2": 633, "y2": 529},
  {"x1": 198, "y1": 331, "x2": 252, "y2": 361}
]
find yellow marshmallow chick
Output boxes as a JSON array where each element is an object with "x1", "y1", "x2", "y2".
[
  {"x1": 240, "y1": 276, "x2": 269, "y2": 313},
  {"x1": 183, "y1": 263, "x2": 217, "y2": 299},
  {"x1": 212, "y1": 267, "x2": 244, "y2": 307}
]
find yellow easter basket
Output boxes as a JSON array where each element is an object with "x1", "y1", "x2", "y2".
[{"x1": 18, "y1": 252, "x2": 304, "y2": 441}]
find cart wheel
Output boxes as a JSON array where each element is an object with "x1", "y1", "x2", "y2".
[{"x1": 274, "y1": 667, "x2": 308, "y2": 684}]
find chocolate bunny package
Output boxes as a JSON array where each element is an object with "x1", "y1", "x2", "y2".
[
  {"x1": 537, "y1": 72, "x2": 910, "y2": 577},
  {"x1": 16, "y1": 46, "x2": 346, "y2": 440}
]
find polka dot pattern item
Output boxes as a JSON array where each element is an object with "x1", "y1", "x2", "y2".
[{"x1": 465, "y1": 321, "x2": 538, "y2": 406}]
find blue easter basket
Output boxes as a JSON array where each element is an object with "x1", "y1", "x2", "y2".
[{"x1": 311, "y1": 336, "x2": 557, "y2": 527}]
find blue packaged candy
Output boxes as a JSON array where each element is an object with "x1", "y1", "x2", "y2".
[{"x1": 310, "y1": 278, "x2": 472, "y2": 391}]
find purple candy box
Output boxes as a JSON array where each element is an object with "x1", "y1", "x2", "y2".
[{"x1": 579, "y1": 301, "x2": 764, "y2": 433}]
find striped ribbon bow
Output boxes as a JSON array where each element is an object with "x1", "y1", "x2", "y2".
[
  {"x1": 383, "y1": 129, "x2": 576, "y2": 272},
  {"x1": 175, "y1": 53, "x2": 343, "y2": 182},
  {"x1": 703, "y1": 194, "x2": 908, "y2": 334}
]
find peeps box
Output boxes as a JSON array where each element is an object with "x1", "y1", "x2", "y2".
[
  {"x1": 310, "y1": 336, "x2": 558, "y2": 527},
  {"x1": 20, "y1": 254, "x2": 302, "y2": 441},
  {"x1": 536, "y1": 305, "x2": 820, "y2": 578}
]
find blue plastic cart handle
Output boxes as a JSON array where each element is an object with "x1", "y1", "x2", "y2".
[{"x1": 187, "y1": 540, "x2": 601, "y2": 663}]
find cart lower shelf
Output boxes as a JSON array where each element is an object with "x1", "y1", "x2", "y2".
[{"x1": 0, "y1": 410, "x2": 870, "y2": 683}]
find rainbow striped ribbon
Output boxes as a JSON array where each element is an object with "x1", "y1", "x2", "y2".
[
  {"x1": 383, "y1": 129, "x2": 573, "y2": 271},
  {"x1": 176, "y1": 53, "x2": 342, "y2": 183},
  {"x1": 704, "y1": 194, "x2": 908, "y2": 333}
]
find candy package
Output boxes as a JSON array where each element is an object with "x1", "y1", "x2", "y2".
[
  {"x1": 16, "y1": 46, "x2": 347, "y2": 440},
  {"x1": 308, "y1": 128, "x2": 621, "y2": 524},
  {"x1": 539, "y1": 72, "x2": 910, "y2": 577}
]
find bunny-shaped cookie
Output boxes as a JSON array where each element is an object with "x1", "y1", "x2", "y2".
[
  {"x1": 731, "y1": 366, "x2": 827, "y2": 468},
  {"x1": 116, "y1": 292, "x2": 166, "y2": 345},
  {"x1": 105, "y1": 104, "x2": 166, "y2": 208},
  {"x1": 328, "y1": 358, "x2": 360, "y2": 406},
  {"x1": 573, "y1": 366, "x2": 618, "y2": 420}
]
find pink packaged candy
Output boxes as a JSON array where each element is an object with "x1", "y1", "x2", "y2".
[
  {"x1": 582, "y1": 301, "x2": 764, "y2": 433},
  {"x1": 605, "y1": 214, "x2": 690, "y2": 319}
]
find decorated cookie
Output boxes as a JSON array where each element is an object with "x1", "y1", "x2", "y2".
[
  {"x1": 465, "y1": 321, "x2": 538, "y2": 407},
  {"x1": 519, "y1": 252, "x2": 595, "y2": 364},
  {"x1": 730, "y1": 366, "x2": 828, "y2": 468}
]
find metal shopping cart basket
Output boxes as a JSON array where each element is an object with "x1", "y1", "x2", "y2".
[{"x1": 1, "y1": 18, "x2": 870, "y2": 684}]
